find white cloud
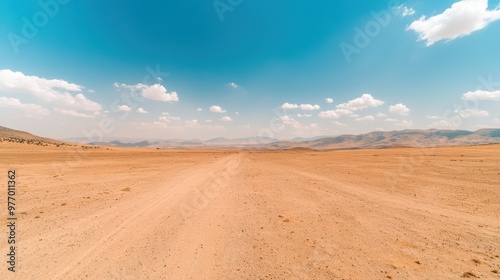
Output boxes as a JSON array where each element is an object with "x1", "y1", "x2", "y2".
[
  {"x1": 318, "y1": 109, "x2": 353, "y2": 119},
  {"x1": 137, "y1": 84, "x2": 178, "y2": 102},
  {"x1": 300, "y1": 104, "x2": 320, "y2": 111},
  {"x1": 281, "y1": 103, "x2": 299, "y2": 110},
  {"x1": 332, "y1": 121, "x2": 347, "y2": 127},
  {"x1": 494, "y1": 118, "x2": 500, "y2": 125},
  {"x1": 210, "y1": 105, "x2": 227, "y2": 113},
  {"x1": 71, "y1": 94, "x2": 101, "y2": 111},
  {"x1": 183, "y1": 120, "x2": 225, "y2": 131},
  {"x1": 220, "y1": 116, "x2": 233, "y2": 122},
  {"x1": 325, "y1": 98, "x2": 334, "y2": 104},
  {"x1": 197, "y1": 108, "x2": 203, "y2": 112},
  {"x1": 137, "y1": 107, "x2": 148, "y2": 114},
  {"x1": 235, "y1": 112, "x2": 239, "y2": 115},
  {"x1": 280, "y1": 116, "x2": 301, "y2": 129},
  {"x1": 355, "y1": 115, "x2": 375, "y2": 121},
  {"x1": 458, "y1": 108, "x2": 489, "y2": 118},
  {"x1": 54, "y1": 108, "x2": 99, "y2": 118},
  {"x1": 476, "y1": 123, "x2": 495, "y2": 129},
  {"x1": 280, "y1": 103, "x2": 320, "y2": 111},
  {"x1": 407, "y1": 0, "x2": 500, "y2": 46},
  {"x1": 318, "y1": 110, "x2": 340, "y2": 119},
  {"x1": 389, "y1": 103, "x2": 410, "y2": 115},
  {"x1": 228, "y1": 82, "x2": 239, "y2": 89},
  {"x1": 297, "y1": 113, "x2": 312, "y2": 118},
  {"x1": 395, "y1": 5, "x2": 416, "y2": 17},
  {"x1": 117, "y1": 105, "x2": 131, "y2": 112},
  {"x1": 159, "y1": 112, "x2": 181, "y2": 122},
  {"x1": 153, "y1": 121, "x2": 169, "y2": 128},
  {"x1": 0, "y1": 69, "x2": 101, "y2": 112},
  {"x1": 0, "y1": 69, "x2": 82, "y2": 92},
  {"x1": 335, "y1": 109, "x2": 354, "y2": 116},
  {"x1": 427, "y1": 115, "x2": 441, "y2": 119},
  {"x1": 396, "y1": 120, "x2": 414, "y2": 127},
  {"x1": 133, "y1": 122, "x2": 168, "y2": 129},
  {"x1": 185, "y1": 119, "x2": 199, "y2": 128},
  {"x1": 376, "y1": 113, "x2": 387, "y2": 118},
  {"x1": 309, "y1": 123, "x2": 320, "y2": 129},
  {"x1": 116, "y1": 83, "x2": 179, "y2": 102},
  {"x1": 385, "y1": 118, "x2": 413, "y2": 127},
  {"x1": 337, "y1": 94, "x2": 384, "y2": 111},
  {"x1": 462, "y1": 90, "x2": 500, "y2": 100},
  {"x1": 429, "y1": 119, "x2": 459, "y2": 129},
  {"x1": 0, "y1": 97, "x2": 49, "y2": 116}
]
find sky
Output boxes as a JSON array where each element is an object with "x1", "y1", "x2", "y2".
[{"x1": 1, "y1": 0, "x2": 500, "y2": 141}]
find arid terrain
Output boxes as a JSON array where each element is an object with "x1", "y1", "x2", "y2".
[{"x1": 1, "y1": 142, "x2": 499, "y2": 279}]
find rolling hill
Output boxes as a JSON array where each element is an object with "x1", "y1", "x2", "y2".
[
  {"x1": 2, "y1": 125, "x2": 500, "y2": 150},
  {"x1": 0, "y1": 125, "x2": 63, "y2": 146},
  {"x1": 80, "y1": 128, "x2": 500, "y2": 150},
  {"x1": 265, "y1": 129, "x2": 500, "y2": 150}
]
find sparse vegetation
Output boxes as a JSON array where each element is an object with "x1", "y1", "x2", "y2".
[{"x1": 0, "y1": 136, "x2": 73, "y2": 147}]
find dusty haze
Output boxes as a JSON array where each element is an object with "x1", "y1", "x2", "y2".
[{"x1": 0, "y1": 142, "x2": 499, "y2": 279}]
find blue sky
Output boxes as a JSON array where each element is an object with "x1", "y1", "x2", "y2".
[{"x1": 1, "y1": 0, "x2": 500, "y2": 140}]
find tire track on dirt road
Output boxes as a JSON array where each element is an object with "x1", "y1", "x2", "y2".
[{"x1": 51, "y1": 154, "x2": 241, "y2": 279}]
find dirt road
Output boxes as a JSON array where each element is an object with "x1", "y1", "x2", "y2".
[{"x1": 1, "y1": 144, "x2": 499, "y2": 279}]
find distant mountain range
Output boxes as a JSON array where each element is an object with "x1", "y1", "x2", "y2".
[
  {"x1": 64, "y1": 128, "x2": 500, "y2": 150},
  {"x1": 263, "y1": 129, "x2": 500, "y2": 150},
  {"x1": 2, "y1": 125, "x2": 500, "y2": 150}
]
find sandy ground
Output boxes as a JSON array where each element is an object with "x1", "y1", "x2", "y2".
[{"x1": 0, "y1": 143, "x2": 499, "y2": 279}]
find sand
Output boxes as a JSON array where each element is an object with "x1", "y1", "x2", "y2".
[{"x1": 0, "y1": 143, "x2": 499, "y2": 279}]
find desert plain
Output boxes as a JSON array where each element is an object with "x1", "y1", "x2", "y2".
[{"x1": 1, "y1": 143, "x2": 499, "y2": 279}]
